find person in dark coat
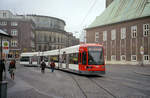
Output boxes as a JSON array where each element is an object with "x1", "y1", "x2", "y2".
[
  {"x1": 41, "y1": 60, "x2": 46, "y2": 73},
  {"x1": 0, "y1": 59, "x2": 6, "y2": 81}
]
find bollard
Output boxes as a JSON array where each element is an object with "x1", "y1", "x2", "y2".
[{"x1": 0, "y1": 81, "x2": 7, "y2": 98}]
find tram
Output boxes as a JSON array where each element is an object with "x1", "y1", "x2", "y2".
[{"x1": 20, "y1": 44, "x2": 105, "y2": 75}]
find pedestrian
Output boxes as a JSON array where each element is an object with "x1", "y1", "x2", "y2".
[
  {"x1": 8, "y1": 59, "x2": 16, "y2": 80},
  {"x1": 0, "y1": 59, "x2": 6, "y2": 81},
  {"x1": 50, "y1": 59, "x2": 55, "y2": 72},
  {"x1": 41, "y1": 60, "x2": 46, "y2": 73}
]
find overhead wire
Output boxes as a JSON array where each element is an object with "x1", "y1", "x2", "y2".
[{"x1": 80, "y1": 0, "x2": 98, "y2": 28}]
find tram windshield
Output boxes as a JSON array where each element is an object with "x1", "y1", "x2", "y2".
[{"x1": 88, "y1": 46, "x2": 104, "y2": 65}]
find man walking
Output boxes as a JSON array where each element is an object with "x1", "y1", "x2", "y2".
[{"x1": 50, "y1": 60, "x2": 55, "y2": 72}]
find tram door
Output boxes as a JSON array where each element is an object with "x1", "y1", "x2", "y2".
[{"x1": 79, "y1": 50, "x2": 87, "y2": 71}]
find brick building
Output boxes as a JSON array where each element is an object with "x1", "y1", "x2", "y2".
[
  {"x1": 86, "y1": 0, "x2": 150, "y2": 64},
  {"x1": 0, "y1": 14, "x2": 35, "y2": 59}
]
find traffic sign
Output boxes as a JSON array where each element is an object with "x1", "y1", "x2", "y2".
[
  {"x1": 2, "y1": 41, "x2": 9, "y2": 54},
  {"x1": 140, "y1": 46, "x2": 144, "y2": 55}
]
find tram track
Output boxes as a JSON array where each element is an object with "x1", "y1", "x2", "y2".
[
  {"x1": 87, "y1": 77, "x2": 117, "y2": 98},
  {"x1": 68, "y1": 73, "x2": 117, "y2": 98},
  {"x1": 69, "y1": 74, "x2": 88, "y2": 98}
]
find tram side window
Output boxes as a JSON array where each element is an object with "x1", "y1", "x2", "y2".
[
  {"x1": 20, "y1": 57, "x2": 29, "y2": 62},
  {"x1": 69, "y1": 53, "x2": 78, "y2": 64},
  {"x1": 50, "y1": 55, "x2": 58, "y2": 62},
  {"x1": 82, "y1": 52, "x2": 87, "y2": 65}
]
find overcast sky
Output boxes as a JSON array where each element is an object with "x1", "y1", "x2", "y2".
[{"x1": 0, "y1": 0, "x2": 105, "y2": 38}]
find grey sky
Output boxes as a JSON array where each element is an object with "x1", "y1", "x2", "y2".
[{"x1": 0, "y1": 0, "x2": 105, "y2": 38}]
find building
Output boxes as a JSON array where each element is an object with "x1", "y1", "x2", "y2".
[
  {"x1": 17, "y1": 15, "x2": 79, "y2": 51},
  {"x1": 0, "y1": 10, "x2": 79, "y2": 58},
  {"x1": 85, "y1": 0, "x2": 150, "y2": 65},
  {"x1": 0, "y1": 11, "x2": 35, "y2": 59}
]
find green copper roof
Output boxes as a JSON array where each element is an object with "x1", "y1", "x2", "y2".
[{"x1": 88, "y1": 0, "x2": 150, "y2": 29}]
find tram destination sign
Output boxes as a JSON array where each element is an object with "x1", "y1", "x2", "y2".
[{"x1": 88, "y1": 47, "x2": 102, "y2": 51}]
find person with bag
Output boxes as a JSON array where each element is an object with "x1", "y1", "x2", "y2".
[
  {"x1": 8, "y1": 59, "x2": 16, "y2": 80},
  {"x1": 50, "y1": 59, "x2": 55, "y2": 72},
  {"x1": 40, "y1": 60, "x2": 46, "y2": 73}
]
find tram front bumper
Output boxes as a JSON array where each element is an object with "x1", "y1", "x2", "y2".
[{"x1": 79, "y1": 70, "x2": 105, "y2": 75}]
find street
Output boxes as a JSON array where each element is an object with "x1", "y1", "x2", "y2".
[{"x1": 7, "y1": 64, "x2": 150, "y2": 98}]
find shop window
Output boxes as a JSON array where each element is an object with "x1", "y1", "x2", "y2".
[{"x1": 131, "y1": 55, "x2": 137, "y2": 61}]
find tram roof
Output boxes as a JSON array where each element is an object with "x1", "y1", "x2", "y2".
[
  {"x1": 20, "y1": 52, "x2": 38, "y2": 57},
  {"x1": 60, "y1": 45, "x2": 80, "y2": 54}
]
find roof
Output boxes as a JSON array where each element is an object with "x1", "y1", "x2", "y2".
[
  {"x1": 0, "y1": 29, "x2": 11, "y2": 37},
  {"x1": 87, "y1": 0, "x2": 150, "y2": 29}
]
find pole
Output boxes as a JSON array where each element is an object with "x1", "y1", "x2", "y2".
[
  {"x1": 0, "y1": 36, "x2": 3, "y2": 81},
  {"x1": 0, "y1": 36, "x2": 2, "y2": 97}
]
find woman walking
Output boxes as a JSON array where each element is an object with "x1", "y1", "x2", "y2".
[{"x1": 8, "y1": 60, "x2": 16, "y2": 80}]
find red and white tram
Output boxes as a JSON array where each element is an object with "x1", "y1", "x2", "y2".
[{"x1": 20, "y1": 44, "x2": 105, "y2": 75}]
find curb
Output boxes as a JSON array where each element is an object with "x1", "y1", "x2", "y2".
[{"x1": 134, "y1": 71, "x2": 150, "y2": 76}]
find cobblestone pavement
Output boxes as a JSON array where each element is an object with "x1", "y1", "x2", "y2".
[{"x1": 6, "y1": 64, "x2": 150, "y2": 98}]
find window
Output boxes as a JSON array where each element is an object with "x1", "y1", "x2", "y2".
[
  {"x1": 11, "y1": 40, "x2": 17, "y2": 47},
  {"x1": 131, "y1": 55, "x2": 137, "y2": 61},
  {"x1": 111, "y1": 29, "x2": 116, "y2": 40},
  {"x1": 131, "y1": 26, "x2": 137, "y2": 38},
  {"x1": 111, "y1": 55, "x2": 116, "y2": 61},
  {"x1": 82, "y1": 52, "x2": 87, "y2": 65},
  {"x1": 69, "y1": 53, "x2": 78, "y2": 64},
  {"x1": 11, "y1": 29, "x2": 18, "y2": 36},
  {"x1": 3, "y1": 13, "x2": 6, "y2": 17},
  {"x1": 144, "y1": 55, "x2": 149, "y2": 61},
  {"x1": 95, "y1": 32, "x2": 99, "y2": 42},
  {"x1": 103, "y1": 31, "x2": 107, "y2": 41},
  {"x1": 121, "y1": 28, "x2": 126, "y2": 39},
  {"x1": 121, "y1": 55, "x2": 126, "y2": 61},
  {"x1": 31, "y1": 32, "x2": 35, "y2": 38},
  {"x1": 143, "y1": 24, "x2": 149, "y2": 36},
  {"x1": 11, "y1": 22, "x2": 18, "y2": 26},
  {"x1": 88, "y1": 47, "x2": 104, "y2": 65},
  {"x1": 31, "y1": 41, "x2": 35, "y2": 47},
  {"x1": 0, "y1": 21, "x2": 7, "y2": 26}
]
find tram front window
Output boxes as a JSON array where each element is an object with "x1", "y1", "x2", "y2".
[{"x1": 88, "y1": 47, "x2": 104, "y2": 65}]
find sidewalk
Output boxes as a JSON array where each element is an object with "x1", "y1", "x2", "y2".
[
  {"x1": 108, "y1": 64, "x2": 150, "y2": 76},
  {"x1": 133, "y1": 66, "x2": 150, "y2": 76},
  {"x1": 7, "y1": 75, "x2": 53, "y2": 98}
]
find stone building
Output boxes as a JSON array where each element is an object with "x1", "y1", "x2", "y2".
[
  {"x1": 17, "y1": 15, "x2": 79, "y2": 51},
  {"x1": 0, "y1": 13, "x2": 35, "y2": 59},
  {"x1": 0, "y1": 10, "x2": 79, "y2": 58},
  {"x1": 86, "y1": 0, "x2": 150, "y2": 64}
]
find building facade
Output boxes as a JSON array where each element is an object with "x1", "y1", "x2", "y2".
[
  {"x1": 86, "y1": 0, "x2": 150, "y2": 64},
  {"x1": 20, "y1": 15, "x2": 79, "y2": 51},
  {"x1": 0, "y1": 18, "x2": 35, "y2": 59},
  {"x1": 0, "y1": 10, "x2": 79, "y2": 59}
]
